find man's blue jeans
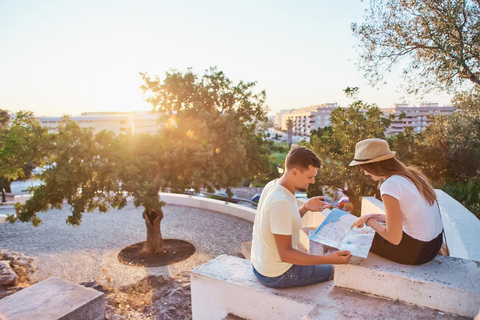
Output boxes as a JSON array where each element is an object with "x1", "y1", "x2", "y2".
[{"x1": 253, "y1": 264, "x2": 333, "y2": 289}]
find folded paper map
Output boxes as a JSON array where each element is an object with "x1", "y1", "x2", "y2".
[{"x1": 308, "y1": 208, "x2": 375, "y2": 258}]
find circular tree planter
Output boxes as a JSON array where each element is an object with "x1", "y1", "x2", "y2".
[{"x1": 118, "y1": 239, "x2": 195, "y2": 267}]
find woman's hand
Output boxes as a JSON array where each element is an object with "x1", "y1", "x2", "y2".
[
  {"x1": 351, "y1": 214, "x2": 373, "y2": 229},
  {"x1": 305, "y1": 196, "x2": 330, "y2": 212}
]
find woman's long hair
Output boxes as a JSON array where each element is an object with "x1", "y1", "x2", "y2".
[{"x1": 360, "y1": 158, "x2": 437, "y2": 205}]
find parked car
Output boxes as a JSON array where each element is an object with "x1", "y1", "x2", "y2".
[
  {"x1": 337, "y1": 197, "x2": 351, "y2": 210},
  {"x1": 295, "y1": 193, "x2": 308, "y2": 199}
]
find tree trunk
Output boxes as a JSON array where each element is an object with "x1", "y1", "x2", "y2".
[
  {"x1": 0, "y1": 177, "x2": 11, "y2": 193},
  {"x1": 287, "y1": 128, "x2": 293, "y2": 147},
  {"x1": 141, "y1": 208, "x2": 164, "y2": 256},
  {"x1": 343, "y1": 189, "x2": 361, "y2": 217}
]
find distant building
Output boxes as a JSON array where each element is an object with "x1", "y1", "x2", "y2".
[
  {"x1": 278, "y1": 103, "x2": 341, "y2": 136},
  {"x1": 274, "y1": 109, "x2": 292, "y2": 129},
  {"x1": 38, "y1": 111, "x2": 164, "y2": 135},
  {"x1": 386, "y1": 103, "x2": 456, "y2": 135}
]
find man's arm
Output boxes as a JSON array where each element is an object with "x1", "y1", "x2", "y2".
[{"x1": 273, "y1": 234, "x2": 351, "y2": 265}]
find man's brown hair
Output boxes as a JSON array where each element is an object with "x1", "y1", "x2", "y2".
[{"x1": 285, "y1": 145, "x2": 321, "y2": 171}]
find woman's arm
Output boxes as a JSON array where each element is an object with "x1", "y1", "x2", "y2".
[
  {"x1": 366, "y1": 195, "x2": 403, "y2": 245},
  {"x1": 351, "y1": 213, "x2": 385, "y2": 229}
]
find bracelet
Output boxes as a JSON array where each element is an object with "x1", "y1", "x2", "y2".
[{"x1": 365, "y1": 217, "x2": 373, "y2": 227}]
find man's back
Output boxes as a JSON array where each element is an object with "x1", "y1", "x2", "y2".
[{"x1": 251, "y1": 179, "x2": 301, "y2": 277}]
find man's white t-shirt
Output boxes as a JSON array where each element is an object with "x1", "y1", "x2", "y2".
[
  {"x1": 380, "y1": 175, "x2": 443, "y2": 242},
  {"x1": 251, "y1": 179, "x2": 302, "y2": 277}
]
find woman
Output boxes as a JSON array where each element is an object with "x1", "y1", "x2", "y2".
[{"x1": 350, "y1": 138, "x2": 443, "y2": 265}]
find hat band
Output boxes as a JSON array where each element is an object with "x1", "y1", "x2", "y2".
[{"x1": 353, "y1": 158, "x2": 373, "y2": 162}]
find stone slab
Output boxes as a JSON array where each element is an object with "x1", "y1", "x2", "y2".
[
  {"x1": 334, "y1": 253, "x2": 480, "y2": 318},
  {"x1": 191, "y1": 255, "x2": 326, "y2": 320},
  {"x1": 191, "y1": 255, "x2": 468, "y2": 320},
  {"x1": 0, "y1": 277, "x2": 105, "y2": 320}
]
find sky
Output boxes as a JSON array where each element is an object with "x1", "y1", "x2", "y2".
[{"x1": 0, "y1": 0, "x2": 453, "y2": 117}]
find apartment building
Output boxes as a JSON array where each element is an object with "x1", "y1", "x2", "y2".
[
  {"x1": 279, "y1": 103, "x2": 340, "y2": 136},
  {"x1": 38, "y1": 111, "x2": 163, "y2": 135},
  {"x1": 274, "y1": 109, "x2": 292, "y2": 129},
  {"x1": 386, "y1": 103, "x2": 456, "y2": 135}
]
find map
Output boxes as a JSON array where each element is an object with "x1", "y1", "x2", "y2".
[{"x1": 308, "y1": 208, "x2": 375, "y2": 258}]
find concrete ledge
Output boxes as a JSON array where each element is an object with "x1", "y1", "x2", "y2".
[
  {"x1": 159, "y1": 193, "x2": 256, "y2": 222},
  {"x1": 0, "y1": 276, "x2": 105, "y2": 320},
  {"x1": 191, "y1": 255, "x2": 325, "y2": 320},
  {"x1": 0, "y1": 205, "x2": 15, "y2": 224},
  {"x1": 435, "y1": 189, "x2": 480, "y2": 261},
  {"x1": 191, "y1": 255, "x2": 468, "y2": 320},
  {"x1": 334, "y1": 254, "x2": 480, "y2": 318}
]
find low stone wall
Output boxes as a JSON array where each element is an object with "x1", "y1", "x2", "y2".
[
  {"x1": 230, "y1": 187, "x2": 264, "y2": 200},
  {"x1": 159, "y1": 193, "x2": 256, "y2": 222}
]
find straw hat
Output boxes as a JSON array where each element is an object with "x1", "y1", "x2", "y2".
[{"x1": 349, "y1": 138, "x2": 396, "y2": 166}]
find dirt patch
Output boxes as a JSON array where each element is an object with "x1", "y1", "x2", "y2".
[
  {"x1": 118, "y1": 239, "x2": 196, "y2": 267},
  {"x1": 82, "y1": 273, "x2": 192, "y2": 320},
  {"x1": 1, "y1": 273, "x2": 192, "y2": 320}
]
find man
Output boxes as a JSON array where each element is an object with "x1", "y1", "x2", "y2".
[{"x1": 251, "y1": 145, "x2": 351, "y2": 288}]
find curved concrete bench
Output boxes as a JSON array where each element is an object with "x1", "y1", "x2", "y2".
[
  {"x1": 159, "y1": 193, "x2": 256, "y2": 222},
  {"x1": 191, "y1": 255, "x2": 471, "y2": 320}
]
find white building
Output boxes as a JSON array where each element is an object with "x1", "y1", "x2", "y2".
[
  {"x1": 279, "y1": 103, "x2": 340, "y2": 136},
  {"x1": 274, "y1": 109, "x2": 292, "y2": 129},
  {"x1": 386, "y1": 103, "x2": 456, "y2": 135},
  {"x1": 38, "y1": 111, "x2": 164, "y2": 135}
]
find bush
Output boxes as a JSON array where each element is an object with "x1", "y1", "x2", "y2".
[{"x1": 443, "y1": 180, "x2": 480, "y2": 219}]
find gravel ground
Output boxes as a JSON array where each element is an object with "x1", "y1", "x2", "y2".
[{"x1": 0, "y1": 201, "x2": 253, "y2": 287}]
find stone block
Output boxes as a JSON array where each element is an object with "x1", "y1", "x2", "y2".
[
  {"x1": 191, "y1": 255, "x2": 467, "y2": 320},
  {"x1": 0, "y1": 277, "x2": 105, "y2": 320},
  {"x1": 191, "y1": 255, "x2": 322, "y2": 320},
  {"x1": 334, "y1": 253, "x2": 480, "y2": 318}
]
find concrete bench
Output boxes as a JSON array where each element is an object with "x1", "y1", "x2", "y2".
[
  {"x1": 159, "y1": 193, "x2": 257, "y2": 222},
  {"x1": 304, "y1": 231, "x2": 480, "y2": 318},
  {"x1": 191, "y1": 255, "x2": 468, "y2": 320},
  {"x1": 333, "y1": 253, "x2": 480, "y2": 318},
  {"x1": 0, "y1": 277, "x2": 105, "y2": 320}
]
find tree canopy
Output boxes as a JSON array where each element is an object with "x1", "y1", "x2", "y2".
[
  {"x1": 11, "y1": 67, "x2": 272, "y2": 255},
  {"x1": 140, "y1": 67, "x2": 270, "y2": 193},
  {"x1": 0, "y1": 111, "x2": 50, "y2": 192},
  {"x1": 352, "y1": 0, "x2": 480, "y2": 93},
  {"x1": 309, "y1": 88, "x2": 392, "y2": 215}
]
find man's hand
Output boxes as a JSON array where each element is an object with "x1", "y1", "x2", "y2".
[
  {"x1": 327, "y1": 250, "x2": 352, "y2": 264},
  {"x1": 305, "y1": 196, "x2": 330, "y2": 212}
]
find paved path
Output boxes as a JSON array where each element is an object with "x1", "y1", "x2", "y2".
[{"x1": 0, "y1": 202, "x2": 253, "y2": 287}]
